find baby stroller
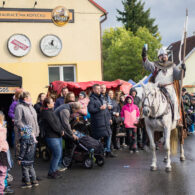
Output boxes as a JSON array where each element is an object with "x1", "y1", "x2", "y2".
[{"x1": 63, "y1": 119, "x2": 104, "y2": 169}]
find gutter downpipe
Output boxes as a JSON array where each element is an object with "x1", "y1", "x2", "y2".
[{"x1": 100, "y1": 13, "x2": 108, "y2": 81}]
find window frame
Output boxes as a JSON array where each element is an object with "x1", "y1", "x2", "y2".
[{"x1": 48, "y1": 65, "x2": 76, "y2": 83}]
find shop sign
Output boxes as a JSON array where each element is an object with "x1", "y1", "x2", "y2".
[
  {"x1": 52, "y1": 6, "x2": 70, "y2": 27},
  {"x1": 8, "y1": 34, "x2": 31, "y2": 57},
  {"x1": 0, "y1": 87, "x2": 18, "y2": 94},
  {"x1": 0, "y1": 8, "x2": 74, "y2": 23},
  {"x1": 40, "y1": 34, "x2": 62, "y2": 57}
]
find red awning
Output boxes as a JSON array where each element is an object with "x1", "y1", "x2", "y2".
[{"x1": 49, "y1": 80, "x2": 132, "y2": 95}]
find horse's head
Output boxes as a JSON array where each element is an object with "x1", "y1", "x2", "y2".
[{"x1": 142, "y1": 82, "x2": 160, "y2": 117}]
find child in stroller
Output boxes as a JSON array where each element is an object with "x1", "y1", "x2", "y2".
[{"x1": 63, "y1": 118, "x2": 104, "y2": 169}]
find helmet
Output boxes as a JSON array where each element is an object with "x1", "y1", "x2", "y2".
[{"x1": 158, "y1": 47, "x2": 168, "y2": 57}]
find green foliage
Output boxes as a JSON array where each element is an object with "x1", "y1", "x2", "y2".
[
  {"x1": 117, "y1": 0, "x2": 158, "y2": 36},
  {"x1": 103, "y1": 27, "x2": 162, "y2": 82}
]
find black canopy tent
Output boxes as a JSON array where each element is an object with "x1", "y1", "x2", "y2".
[{"x1": 0, "y1": 67, "x2": 22, "y2": 87}]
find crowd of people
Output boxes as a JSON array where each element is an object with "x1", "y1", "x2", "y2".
[
  {"x1": 182, "y1": 88, "x2": 195, "y2": 134},
  {"x1": 0, "y1": 83, "x2": 194, "y2": 194}
]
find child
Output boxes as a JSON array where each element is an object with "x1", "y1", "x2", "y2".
[
  {"x1": 0, "y1": 111, "x2": 9, "y2": 194},
  {"x1": 18, "y1": 125, "x2": 39, "y2": 188},
  {"x1": 121, "y1": 96, "x2": 140, "y2": 153},
  {"x1": 21, "y1": 125, "x2": 38, "y2": 144}
]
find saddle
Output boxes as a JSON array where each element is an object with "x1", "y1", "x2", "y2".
[{"x1": 159, "y1": 86, "x2": 174, "y2": 122}]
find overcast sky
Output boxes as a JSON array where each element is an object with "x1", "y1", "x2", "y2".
[{"x1": 95, "y1": 0, "x2": 195, "y2": 46}]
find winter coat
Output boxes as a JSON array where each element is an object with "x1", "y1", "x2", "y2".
[
  {"x1": 110, "y1": 99, "x2": 120, "y2": 115},
  {"x1": 54, "y1": 104, "x2": 73, "y2": 136},
  {"x1": 0, "y1": 124, "x2": 9, "y2": 153},
  {"x1": 54, "y1": 96, "x2": 65, "y2": 110},
  {"x1": 78, "y1": 98, "x2": 89, "y2": 116},
  {"x1": 18, "y1": 136, "x2": 36, "y2": 166},
  {"x1": 8, "y1": 100, "x2": 19, "y2": 120},
  {"x1": 34, "y1": 102, "x2": 42, "y2": 114},
  {"x1": 40, "y1": 109, "x2": 63, "y2": 138},
  {"x1": 14, "y1": 101, "x2": 40, "y2": 137},
  {"x1": 121, "y1": 96, "x2": 140, "y2": 128},
  {"x1": 110, "y1": 99, "x2": 121, "y2": 124},
  {"x1": 88, "y1": 93, "x2": 111, "y2": 139}
]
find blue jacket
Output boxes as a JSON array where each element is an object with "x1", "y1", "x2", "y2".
[
  {"x1": 54, "y1": 96, "x2": 65, "y2": 110},
  {"x1": 88, "y1": 93, "x2": 111, "y2": 139}
]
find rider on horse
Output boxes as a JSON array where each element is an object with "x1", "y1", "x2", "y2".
[{"x1": 142, "y1": 46, "x2": 186, "y2": 125}]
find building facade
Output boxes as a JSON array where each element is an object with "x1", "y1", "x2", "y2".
[{"x1": 0, "y1": 0, "x2": 106, "y2": 102}]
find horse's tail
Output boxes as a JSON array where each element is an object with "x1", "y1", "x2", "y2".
[{"x1": 170, "y1": 128, "x2": 178, "y2": 155}]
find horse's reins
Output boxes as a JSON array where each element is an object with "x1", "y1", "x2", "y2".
[{"x1": 143, "y1": 89, "x2": 169, "y2": 120}]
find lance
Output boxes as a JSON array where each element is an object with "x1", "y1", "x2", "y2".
[{"x1": 179, "y1": 9, "x2": 188, "y2": 113}]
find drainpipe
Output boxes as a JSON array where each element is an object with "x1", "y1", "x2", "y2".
[{"x1": 100, "y1": 13, "x2": 107, "y2": 81}]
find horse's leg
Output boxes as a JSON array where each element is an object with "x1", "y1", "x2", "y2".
[
  {"x1": 163, "y1": 156, "x2": 168, "y2": 163},
  {"x1": 147, "y1": 129, "x2": 157, "y2": 171},
  {"x1": 164, "y1": 128, "x2": 172, "y2": 172},
  {"x1": 180, "y1": 143, "x2": 185, "y2": 161},
  {"x1": 179, "y1": 127, "x2": 186, "y2": 161}
]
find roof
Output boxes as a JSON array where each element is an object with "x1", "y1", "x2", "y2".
[
  {"x1": 167, "y1": 35, "x2": 195, "y2": 65},
  {"x1": 88, "y1": 0, "x2": 107, "y2": 14},
  {"x1": 50, "y1": 80, "x2": 132, "y2": 95},
  {"x1": 0, "y1": 67, "x2": 22, "y2": 87}
]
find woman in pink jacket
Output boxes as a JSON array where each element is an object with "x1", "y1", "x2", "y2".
[
  {"x1": 0, "y1": 111, "x2": 9, "y2": 194},
  {"x1": 121, "y1": 95, "x2": 140, "y2": 153}
]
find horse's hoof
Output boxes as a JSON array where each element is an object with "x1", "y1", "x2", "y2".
[
  {"x1": 150, "y1": 166, "x2": 157, "y2": 171},
  {"x1": 180, "y1": 156, "x2": 186, "y2": 161},
  {"x1": 163, "y1": 157, "x2": 168, "y2": 163},
  {"x1": 165, "y1": 167, "x2": 172, "y2": 172}
]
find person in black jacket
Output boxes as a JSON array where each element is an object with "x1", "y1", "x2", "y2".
[
  {"x1": 40, "y1": 97, "x2": 65, "y2": 179},
  {"x1": 108, "y1": 90, "x2": 121, "y2": 149},
  {"x1": 34, "y1": 93, "x2": 46, "y2": 120},
  {"x1": 88, "y1": 84, "x2": 116, "y2": 157}
]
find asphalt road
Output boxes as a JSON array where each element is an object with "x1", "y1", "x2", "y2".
[{"x1": 11, "y1": 134, "x2": 195, "y2": 195}]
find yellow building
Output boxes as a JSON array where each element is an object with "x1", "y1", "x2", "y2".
[{"x1": 0, "y1": 0, "x2": 107, "y2": 103}]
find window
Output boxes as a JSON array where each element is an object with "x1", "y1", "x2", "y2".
[{"x1": 48, "y1": 65, "x2": 76, "y2": 83}]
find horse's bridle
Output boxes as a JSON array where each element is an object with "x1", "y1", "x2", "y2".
[{"x1": 143, "y1": 89, "x2": 168, "y2": 120}]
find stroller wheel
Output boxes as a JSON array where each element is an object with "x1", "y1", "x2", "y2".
[
  {"x1": 42, "y1": 149, "x2": 50, "y2": 161},
  {"x1": 96, "y1": 156, "x2": 104, "y2": 167},
  {"x1": 63, "y1": 156, "x2": 72, "y2": 168},
  {"x1": 84, "y1": 158, "x2": 93, "y2": 169}
]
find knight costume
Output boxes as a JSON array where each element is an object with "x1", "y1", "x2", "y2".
[{"x1": 142, "y1": 47, "x2": 186, "y2": 121}]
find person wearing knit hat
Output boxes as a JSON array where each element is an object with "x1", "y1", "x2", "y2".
[{"x1": 79, "y1": 91, "x2": 86, "y2": 98}]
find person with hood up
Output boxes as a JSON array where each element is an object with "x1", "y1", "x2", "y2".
[
  {"x1": 121, "y1": 96, "x2": 140, "y2": 153},
  {"x1": 129, "y1": 88, "x2": 141, "y2": 108},
  {"x1": 78, "y1": 91, "x2": 89, "y2": 116}
]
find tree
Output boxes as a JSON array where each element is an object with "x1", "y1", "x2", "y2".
[
  {"x1": 103, "y1": 27, "x2": 161, "y2": 82},
  {"x1": 117, "y1": 0, "x2": 158, "y2": 36}
]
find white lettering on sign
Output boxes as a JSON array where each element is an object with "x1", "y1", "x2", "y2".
[
  {"x1": 0, "y1": 87, "x2": 9, "y2": 93},
  {"x1": 0, "y1": 87, "x2": 17, "y2": 93}
]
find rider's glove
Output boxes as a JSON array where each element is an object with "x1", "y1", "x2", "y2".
[
  {"x1": 181, "y1": 63, "x2": 186, "y2": 72},
  {"x1": 181, "y1": 63, "x2": 186, "y2": 77},
  {"x1": 142, "y1": 47, "x2": 147, "y2": 62}
]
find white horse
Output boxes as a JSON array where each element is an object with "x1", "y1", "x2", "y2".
[{"x1": 142, "y1": 82, "x2": 185, "y2": 172}]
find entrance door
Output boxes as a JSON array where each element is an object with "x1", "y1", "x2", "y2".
[{"x1": 0, "y1": 94, "x2": 14, "y2": 147}]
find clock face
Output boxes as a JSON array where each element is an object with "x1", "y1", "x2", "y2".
[
  {"x1": 40, "y1": 35, "x2": 62, "y2": 57},
  {"x1": 7, "y1": 34, "x2": 31, "y2": 57}
]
